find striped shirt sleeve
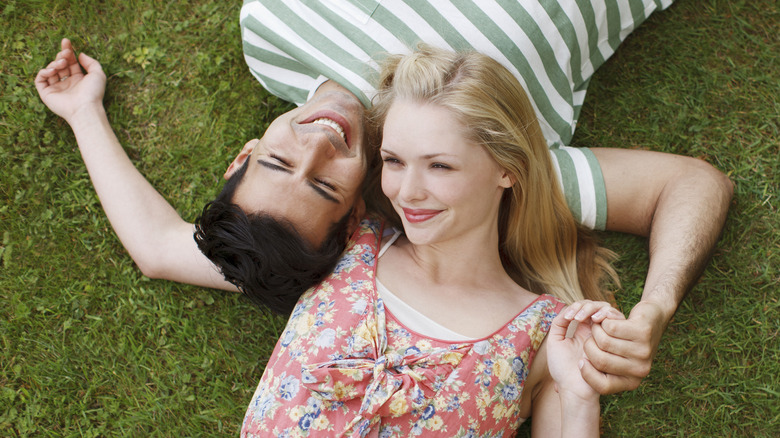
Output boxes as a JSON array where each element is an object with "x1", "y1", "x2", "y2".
[{"x1": 549, "y1": 147, "x2": 607, "y2": 230}]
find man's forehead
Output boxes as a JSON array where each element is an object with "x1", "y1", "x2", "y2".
[{"x1": 233, "y1": 167, "x2": 341, "y2": 246}]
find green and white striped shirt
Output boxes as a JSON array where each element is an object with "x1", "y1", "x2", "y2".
[{"x1": 240, "y1": 0, "x2": 672, "y2": 229}]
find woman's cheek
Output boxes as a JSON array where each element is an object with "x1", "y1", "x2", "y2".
[{"x1": 381, "y1": 169, "x2": 400, "y2": 201}]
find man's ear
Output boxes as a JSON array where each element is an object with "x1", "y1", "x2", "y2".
[
  {"x1": 346, "y1": 197, "x2": 367, "y2": 238},
  {"x1": 224, "y1": 139, "x2": 259, "y2": 180}
]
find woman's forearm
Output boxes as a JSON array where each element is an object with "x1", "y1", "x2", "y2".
[{"x1": 558, "y1": 391, "x2": 600, "y2": 437}]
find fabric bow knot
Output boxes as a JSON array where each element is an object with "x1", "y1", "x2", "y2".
[{"x1": 301, "y1": 344, "x2": 471, "y2": 436}]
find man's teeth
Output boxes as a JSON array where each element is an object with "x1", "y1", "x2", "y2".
[{"x1": 312, "y1": 118, "x2": 346, "y2": 142}]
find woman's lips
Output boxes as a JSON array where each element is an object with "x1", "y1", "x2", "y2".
[{"x1": 402, "y1": 208, "x2": 442, "y2": 223}]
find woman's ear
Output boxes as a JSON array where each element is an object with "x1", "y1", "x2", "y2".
[
  {"x1": 499, "y1": 169, "x2": 516, "y2": 189},
  {"x1": 224, "y1": 139, "x2": 259, "y2": 180}
]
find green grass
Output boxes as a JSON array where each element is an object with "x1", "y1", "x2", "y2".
[{"x1": 1, "y1": 0, "x2": 777, "y2": 436}]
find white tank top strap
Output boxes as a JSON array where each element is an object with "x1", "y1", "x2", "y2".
[
  {"x1": 377, "y1": 279, "x2": 476, "y2": 341},
  {"x1": 378, "y1": 228, "x2": 403, "y2": 258}
]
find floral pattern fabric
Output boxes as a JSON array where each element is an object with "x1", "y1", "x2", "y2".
[{"x1": 241, "y1": 218, "x2": 564, "y2": 437}]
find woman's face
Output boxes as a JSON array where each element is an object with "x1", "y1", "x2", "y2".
[{"x1": 380, "y1": 99, "x2": 512, "y2": 246}]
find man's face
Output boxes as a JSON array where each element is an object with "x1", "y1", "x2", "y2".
[{"x1": 226, "y1": 82, "x2": 368, "y2": 247}]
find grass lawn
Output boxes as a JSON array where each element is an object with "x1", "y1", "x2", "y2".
[{"x1": 1, "y1": 0, "x2": 777, "y2": 436}]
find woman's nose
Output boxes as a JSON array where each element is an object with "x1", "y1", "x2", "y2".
[{"x1": 398, "y1": 170, "x2": 425, "y2": 202}]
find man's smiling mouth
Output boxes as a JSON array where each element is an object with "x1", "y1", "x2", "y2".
[{"x1": 311, "y1": 118, "x2": 346, "y2": 143}]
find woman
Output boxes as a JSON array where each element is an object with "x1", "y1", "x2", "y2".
[{"x1": 240, "y1": 45, "x2": 621, "y2": 437}]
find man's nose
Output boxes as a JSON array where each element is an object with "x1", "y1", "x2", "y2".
[
  {"x1": 302, "y1": 130, "x2": 337, "y2": 159},
  {"x1": 294, "y1": 131, "x2": 337, "y2": 176}
]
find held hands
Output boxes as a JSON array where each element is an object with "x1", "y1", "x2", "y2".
[
  {"x1": 546, "y1": 300, "x2": 625, "y2": 401},
  {"x1": 35, "y1": 38, "x2": 106, "y2": 123},
  {"x1": 580, "y1": 300, "x2": 668, "y2": 394}
]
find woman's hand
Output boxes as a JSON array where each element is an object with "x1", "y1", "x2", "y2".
[
  {"x1": 546, "y1": 300, "x2": 625, "y2": 401},
  {"x1": 35, "y1": 38, "x2": 106, "y2": 124}
]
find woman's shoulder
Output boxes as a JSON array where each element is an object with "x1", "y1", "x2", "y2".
[
  {"x1": 512, "y1": 295, "x2": 566, "y2": 417},
  {"x1": 538, "y1": 293, "x2": 567, "y2": 311}
]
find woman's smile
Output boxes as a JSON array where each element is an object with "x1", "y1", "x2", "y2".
[{"x1": 402, "y1": 208, "x2": 442, "y2": 223}]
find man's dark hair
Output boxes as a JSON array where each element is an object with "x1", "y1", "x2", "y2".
[{"x1": 194, "y1": 159, "x2": 352, "y2": 314}]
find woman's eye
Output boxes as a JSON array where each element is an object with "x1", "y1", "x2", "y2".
[
  {"x1": 431, "y1": 163, "x2": 451, "y2": 169},
  {"x1": 382, "y1": 157, "x2": 401, "y2": 164}
]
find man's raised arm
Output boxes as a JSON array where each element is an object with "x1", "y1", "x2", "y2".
[
  {"x1": 582, "y1": 147, "x2": 733, "y2": 393},
  {"x1": 35, "y1": 38, "x2": 237, "y2": 292}
]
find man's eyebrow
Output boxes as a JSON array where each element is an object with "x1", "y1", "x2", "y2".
[
  {"x1": 305, "y1": 181, "x2": 339, "y2": 204},
  {"x1": 257, "y1": 159, "x2": 339, "y2": 204}
]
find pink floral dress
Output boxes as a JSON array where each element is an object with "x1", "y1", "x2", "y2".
[{"x1": 241, "y1": 218, "x2": 564, "y2": 437}]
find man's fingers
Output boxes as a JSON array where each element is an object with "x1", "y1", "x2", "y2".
[
  {"x1": 47, "y1": 67, "x2": 64, "y2": 86},
  {"x1": 590, "y1": 323, "x2": 651, "y2": 359},
  {"x1": 600, "y1": 316, "x2": 647, "y2": 340},
  {"x1": 583, "y1": 336, "x2": 651, "y2": 378},
  {"x1": 67, "y1": 50, "x2": 87, "y2": 77},
  {"x1": 602, "y1": 300, "x2": 667, "y2": 341},
  {"x1": 582, "y1": 336, "x2": 628, "y2": 375},
  {"x1": 597, "y1": 317, "x2": 659, "y2": 361},
  {"x1": 43, "y1": 57, "x2": 69, "y2": 83},
  {"x1": 40, "y1": 60, "x2": 62, "y2": 87},
  {"x1": 36, "y1": 38, "x2": 85, "y2": 94},
  {"x1": 45, "y1": 58, "x2": 65, "y2": 71},
  {"x1": 58, "y1": 39, "x2": 78, "y2": 63},
  {"x1": 78, "y1": 52, "x2": 103, "y2": 75},
  {"x1": 579, "y1": 358, "x2": 641, "y2": 395},
  {"x1": 55, "y1": 48, "x2": 75, "y2": 63},
  {"x1": 61, "y1": 37, "x2": 72, "y2": 51},
  {"x1": 53, "y1": 39, "x2": 85, "y2": 80},
  {"x1": 58, "y1": 50, "x2": 79, "y2": 78},
  {"x1": 35, "y1": 68, "x2": 55, "y2": 93}
]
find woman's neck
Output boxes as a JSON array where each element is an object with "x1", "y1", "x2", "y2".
[
  {"x1": 401, "y1": 224, "x2": 508, "y2": 287},
  {"x1": 378, "y1": 223, "x2": 536, "y2": 338}
]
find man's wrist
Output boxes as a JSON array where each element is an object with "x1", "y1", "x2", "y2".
[
  {"x1": 68, "y1": 103, "x2": 107, "y2": 130},
  {"x1": 638, "y1": 281, "x2": 682, "y2": 323}
]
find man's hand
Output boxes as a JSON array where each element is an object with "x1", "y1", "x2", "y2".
[
  {"x1": 547, "y1": 300, "x2": 625, "y2": 399},
  {"x1": 35, "y1": 38, "x2": 106, "y2": 123},
  {"x1": 580, "y1": 300, "x2": 667, "y2": 394}
]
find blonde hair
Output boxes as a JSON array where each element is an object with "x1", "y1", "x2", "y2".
[{"x1": 369, "y1": 44, "x2": 616, "y2": 303}]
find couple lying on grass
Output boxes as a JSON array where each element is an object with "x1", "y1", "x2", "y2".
[{"x1": 35, "y1": 1, "x2": 732, "y2": 435}]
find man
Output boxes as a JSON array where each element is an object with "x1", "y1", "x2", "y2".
[{"x1": 35, "y1": 0, "x2": 732, "y2": 395}]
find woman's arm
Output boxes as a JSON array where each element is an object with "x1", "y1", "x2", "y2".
[
  {"x1": 531, "y1": 363, "x2": 600, "y2": 437},
  {"x1": 35, "y1": 39, "x2": 237, "y2": 292},
  {"x1": 532, "y1": 301, "x2": 624, "y2": 436}
]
